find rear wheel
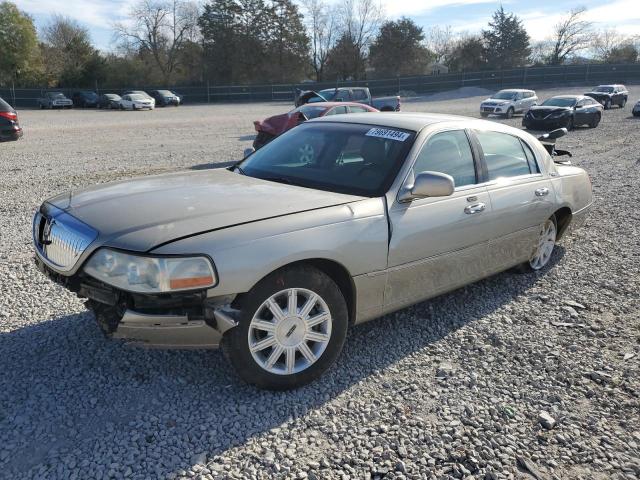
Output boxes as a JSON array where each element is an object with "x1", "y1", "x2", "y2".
[
  {"x1": 223, "y1": 265, "x2": 348, "y2": 390},
  {"x1": 516, "y1": 216, "x2": 557, "y2": 272}
]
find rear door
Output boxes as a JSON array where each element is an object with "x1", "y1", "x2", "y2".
[
  {"x1": 472, "y1": 129, "x2": 555, "y2": 272},
  {"x1": 385, "y1": 129, "x2": 493, "y2": 311}
]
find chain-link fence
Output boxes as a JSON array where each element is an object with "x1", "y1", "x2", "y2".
[{"x1": 2, "y1": 63, "x2": 639, "y2": 109}]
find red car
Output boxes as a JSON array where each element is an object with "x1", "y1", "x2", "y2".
[{"x1": 253, "y1": 102, "x2": 378, "y2": 149}]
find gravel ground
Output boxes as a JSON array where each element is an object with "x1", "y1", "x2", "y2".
[{"x1": 1, "y1": 86, "x2": 639, "y2": 480}]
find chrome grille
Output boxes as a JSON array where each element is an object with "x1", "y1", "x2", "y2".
[{"x1": 33, "y1": 207, "x2": 98, "y2": 272}]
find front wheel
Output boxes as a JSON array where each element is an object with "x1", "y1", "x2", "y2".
[
  {"x1": 589, "y1": 113, "x2": 601, "y2": 128},
  {"x1": 223, "y1": 265, "x2": 348, "y2": 390},
  {"x1": 517, "y1": 216, "x2": 557, "y2": 272},
  {"x1": 604, "y1": 99, "x2": 611, "y2": 110},
  {"x1": 620, "y1": 98, "x2": 627, "y2": 108},
  {"x1": 480, "y1": 112, "x2": 489, "y2": 118},
  {"x1": 505, "y1": 107, "x2": 514, "y2": 119}
]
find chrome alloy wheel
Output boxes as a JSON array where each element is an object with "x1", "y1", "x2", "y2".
[
  {"x1": 248, "y1": 288, "x2": 332, "y2": 375},
  {"x1": 529, "y1": 218, "x2": 557, "y2": 270},
  {"x1": 298, "y1": 144, "x2": 315, "y2": 163}
]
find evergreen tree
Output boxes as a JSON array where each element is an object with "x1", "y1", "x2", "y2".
[
  {"x1": 482, "y1": 6, "x2": 531, "y2": 69},
  {"x1": 0, "y1": 1, "x2": 42, "y2": 86},
  {"x1": 369, "y1": 17, "x2": 432, "y2": 77}
]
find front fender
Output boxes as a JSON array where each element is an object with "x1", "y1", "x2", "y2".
[{"x1": 151, "y1": 198, "x2": 389, "y2": 297}]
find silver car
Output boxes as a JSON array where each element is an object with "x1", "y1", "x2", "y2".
[
  {"x1": 32, "y1": 113, "x2": 592, "y2": 389},
  {"x1": 480, "y1": 89, "x2": 538, "y2": 118}
]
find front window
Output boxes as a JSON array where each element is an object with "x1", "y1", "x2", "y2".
[
  {"x1": 49, "y1": 92, "x2": 65, "y2": 98},
  {"x1": 593, "y1": 86, "x2": 614, "y2": 93},
  {"x1": 238, "y1": 123, "x2": 416, "y2": 196},
  {"x1": 129, "y1": 94, "x2": 144, "y2": 101},
  {"x1": 293, "y1": 105, "x2": 328, "y2": 119},
  {"x1": 493, "y1": 91, "x2": 517, "y2": 100},
  {"x1": 541, "y1": 97, "x2": 577, "y2": 108},
  {"x1": 413, "y1": 130, "x2": 477, "y2": 188}
]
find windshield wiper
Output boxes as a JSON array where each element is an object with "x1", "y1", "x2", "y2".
[
  {"x1": 259, "y1": 175, "x2": 308, "y2": 188},
  {"x1": 234, "y1": 164, "x2": 246, "y2": 175}
]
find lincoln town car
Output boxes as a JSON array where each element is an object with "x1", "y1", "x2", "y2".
[{"x1": 32, "y1": 113, "x2": 593, "y2": 389}]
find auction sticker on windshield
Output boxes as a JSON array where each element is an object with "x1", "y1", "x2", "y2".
[{"x1": 365, "y1": 128, "x2": 411, "y2": 142}]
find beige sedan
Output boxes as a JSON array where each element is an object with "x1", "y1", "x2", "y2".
[{"x1": 33, "y1": 113, "x2": 592, "y2": 389}]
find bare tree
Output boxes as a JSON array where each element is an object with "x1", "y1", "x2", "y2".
[
  {"x1": 426, "y1": 25, "x2": 454, "y2": 65},
  {"x1": 548, "y1": 7, "x2": 592, "y2": 65},
  {"x1": 114, "y1": 0, "x2": 199, "y2": 83},
  {"x1": 337, "y1": 0, "x2": 384, "y2": 78},
  {"x1": 591, "y1": 28, "x2": 636, "y2": 61},
  {"x1": 301, "y1": 0, "x2": 337, "y2": 81}
]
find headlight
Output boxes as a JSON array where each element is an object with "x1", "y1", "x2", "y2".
[
  {"x1": 84, "y1": 249, "x2": 217, "y2": 293},
  {"x1": 550, "y1": 110, "x2": 569, "y2": 117}
]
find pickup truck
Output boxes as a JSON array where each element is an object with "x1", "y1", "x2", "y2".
[
  {"x1": 295, "y1": 87, "x2": 400, "y2": 111},
  {"x1": 37, "y1": 92, "x2": 73, "y2": 109}
]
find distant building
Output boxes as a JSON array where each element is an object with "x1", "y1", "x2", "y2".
[{"x1": 428, "y1": 63, "x2": 449, "y2": 75}]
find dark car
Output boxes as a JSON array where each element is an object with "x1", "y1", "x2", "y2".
[
  {"x1": 0, "y1": 97, "x2": 23, "y2": 141},
  {"x1": 72, "y1": 91, "x2": 99, "y2": 108},
  {"x1": 523, "y1": 95, "x2": 603, "y2": 130},
  {"x1": 252, "y1": 102, "x2": 378, "y2": 149},
  {"x1": 584, "y1": 84, "x2": 628, "y2": 109},
  {"x1": 97, "y1": 94, "x2": 122, "y2": 109},
  {"x1": 149, "y1": 89, "x2": 181, "y2": 107}
]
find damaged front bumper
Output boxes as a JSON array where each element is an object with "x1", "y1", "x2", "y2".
[{"x1": 35, "y1": 256, "x2": 239, "y2": 349}]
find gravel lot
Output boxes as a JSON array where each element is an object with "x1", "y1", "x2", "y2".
[{"x1": 1, "y1": 85, "x2": 639, "y2": 480}]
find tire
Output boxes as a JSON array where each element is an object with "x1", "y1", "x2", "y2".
[
  {"x1": 589, "y1": 113, "x2": 601, "y2": 128},
  {"x1": 604, "y1": 99, "x2": 611, "y2": 110},
  {"x1": 566, "y1": 117, "x2": 574, "y2": 130},
  {"x1": 505, "y1": 107, "x2": 514, "y2": 119},
  {"x1": 120, "y1": 104, "x2": 124, "y2": 110},
  {"x1": 515, "y1": 215, "x2": 557, "y2": 273},
  {"x1": 223, "y1": 265, "x2": 348, "y2": 390},
  {"x1": 480, "y1": 112, "x2": 489, "y2": 118},
  {"x1": 620, "y1": 98, "x2": 627, "y2": 108}
]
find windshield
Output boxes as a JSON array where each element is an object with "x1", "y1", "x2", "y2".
[
  {"x1": 105, "y1": 94, "x2": 121, "y2": 100},
  {"x1": 49, "y1": 92, "x2": 65, "y2": 98},
  {"x1": 157, "y1": 90, "x2": 173, "y2": 96},
  {"x1": 593, "y1": 86, "x2": 614, "y2": 93},
  {"x1": 238, "y1": 122, "x2": 416, "y2": 196},
  {"x1": 492, "y1": 91, "x2": 517, "y2": 100},
  {"x1": 293, "y1": 105, "x2": 328, "y2": 119},
  {"x1": 541, "y1": 97, "x2": 577, "y2": 107},
  {"x1": 83, "y1": 92, "x2": 98, "y2": 100},
  {"x1": 129, "y1": 94, "x2": 144, "y2": 100}
]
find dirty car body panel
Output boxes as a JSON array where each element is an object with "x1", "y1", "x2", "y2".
[{"x1": 32, "y1": 113, "x2": 593, "y2": 380}]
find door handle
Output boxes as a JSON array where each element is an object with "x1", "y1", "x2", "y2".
[
  {"x1": 535, "y1": 187, "x2": 549, "y2": 197},
  {"x1": 464, "y1": 203, "x2": 486, "y2": 214}
]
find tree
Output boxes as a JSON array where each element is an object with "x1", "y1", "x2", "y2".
[
  {"x1": 0, "y1": 1, "x2": 42, "y2": 86},
  {"x1": 369, "y1": 17, "x2": 432, "y2": 77},
  {"x1": 41, "y1": 15, "x2": 99, "y2": 86},
  {"x1": 547, "y1": 7, "x2": 592, "y2": 65},
  {"x1": 325, "y1": 33, "x2": 363, "y2": 80},
  {"x1": 606, "y1": 43, "x2": 639, "y2": 63},
  {"x1": 301, "y1": 0, "x2": 337, "y2": 81},
  {"x1": 482, "y1": 6, "x2": 530, "y2": 69},
  {"x1": 592, "y1": 29, "x2": 639, "y2": 63},
  {"x1": 199, "y1": 0, "x2": 241, "y2": 84},
  {"x1": 448, "y1": 35, "x2": 486, "y2": 72},
  {"x1": 115, "y1": 0, "x2": 200, "y2": 84},
  {"x1": 337, "y1": 0, "x2": 384, "y2": 79},
  {"x1": 426, "y1": 25, "x2": 454, "y2": 65}
]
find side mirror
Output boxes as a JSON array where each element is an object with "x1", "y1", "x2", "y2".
[
  {"x1": 400, "y1": 171, "x2": 455, "y2": 202},
  {"x1": 537, "y1": 127, "x2": 567, "y2": 142},
  {"x1": 243, "y1": 147, "x2": 255, "y2": 158}
]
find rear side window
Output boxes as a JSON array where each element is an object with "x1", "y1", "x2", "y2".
[
  {"x1": 520, "y1": 140, "x2": 540, "y2": 173},
  {"x1": 413, "y1": 130, "x2": 477, "y2": 188},
  {"x1": 475, "y1": 131, "x2": 533, "y2": 180},
  {"x1": 325, "y1": 106, "x2": 348, "y2": 115},
  {"x1": 352, "y1": 89, "x2": 368, "y2": 101},
  {"x1": 349, "y1": 105, "x2": 370, "y2": 113}
]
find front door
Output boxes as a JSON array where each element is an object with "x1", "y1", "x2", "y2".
[{"x1": 385, "y1": 129, "x2": 494, "y2": 312}]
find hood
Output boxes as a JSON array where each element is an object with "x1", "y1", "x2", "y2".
[
  {"x1": 295, "y1": 90, "x2": 329, "y2": 107},
  {"x1": 45, "y1": 168, "x2": 362, "y2": 252},
  {"x1": 484, "y1": 97, "x2": 511, "y2": 104},
  {"x1": 584, "y1": 91, "x2": 611, "y2": 97},
  {"x1": 529, "y1": 105, "x2": 572, "y2": 113},
  {"x1": 254, "y1": 111, "x2": 302, "y2": 136}
]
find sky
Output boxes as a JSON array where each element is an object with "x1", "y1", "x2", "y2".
[{"x1": 14, "y1": 0, "x2": 640, "y2": 51}]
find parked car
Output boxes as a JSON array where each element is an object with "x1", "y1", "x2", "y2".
[
  {"x1": 32, "y1": 112, "x2": 592, "y2": 389},
  {"x1": 72, "y1": 91, "x2": 99, "y2": 108},
  {"x1": 295, "y1": 87, "x2": 400, "y2": 111},
  {"x1": 584, "y1": 84, "x2": 628, "y2": 109},
  {"x1": 253, "y1": 102, "x2": 378, "y2": 149},
  {"x1": 149, "y1": 90, "x2": 181, "y2": 107},
  {"x1": 480, "y1": 89, "x2": 538, "y2": 118},
  {"x1": 122, "y1": 90, "x2": 156, "y2": 108},
  {"x1": 0, "y1": 96, "x2": 23, "y2": 141},
  {"x1": 523, "y1": 95, "x2": 603, "y2": 130},
  {"x1": 97, "y1": 94, "x2": 122, "y2": 109},
  {"x1": 119, "y1": 94, "x2": 154, "y2": 111},
  {"x1": 633, "y1": 99, "x2": 640, "y2": 117},
  {"x1": 37, "y1": 92, "x2": 73, "y2": 109}
]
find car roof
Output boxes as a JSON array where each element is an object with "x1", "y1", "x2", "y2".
[
  {"x1": 300, "y1": 102, "x2": 374, "y2": 108},
  {"x1": 549, "y1": 95, "x2": 584, "y2": 100},
  {"x1": 595, "y1": 84, "x2": 623, "y2": 87},
  {"x1": 311, "y1": 111, "x2": 506, "y2": 132},
  {"x1": 497, "y1": 89, "x2": 533, "y2": 93}
]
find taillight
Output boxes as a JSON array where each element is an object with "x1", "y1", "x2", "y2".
[{"x1": 0, "y1": 111, "x2": 17, "y2": 121}]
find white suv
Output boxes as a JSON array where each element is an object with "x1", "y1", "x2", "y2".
[{"x1": 480, "y1": 89, "x2": 538, "y2": 118}]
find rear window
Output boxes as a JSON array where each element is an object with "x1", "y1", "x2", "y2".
[
  {"x1": 0, "y1": 97, "x2": 13, "y2": 111},
  {"x1": 294, "y1": 105, "x2": 327, "y2": 119}
]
